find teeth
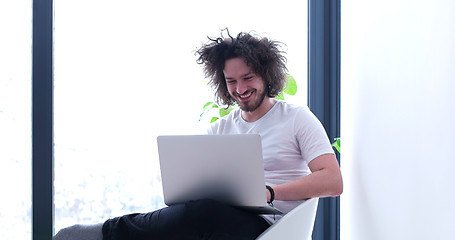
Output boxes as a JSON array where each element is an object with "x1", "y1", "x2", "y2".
[{"x1": 239, "y1": 91, "x2": 252, "y2": 99}]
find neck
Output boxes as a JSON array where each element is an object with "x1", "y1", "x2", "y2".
[{"x1": 241, "y1": 97, "x2": 277, "y2": 122}]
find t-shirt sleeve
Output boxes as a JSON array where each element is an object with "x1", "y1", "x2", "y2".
[{"x1": 294, "y1": 108, "x2": 334, "y2": 165}]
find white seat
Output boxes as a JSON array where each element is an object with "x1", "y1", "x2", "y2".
[{"x1": 256, "y1": 198, "x2": 319, "y2": 240}]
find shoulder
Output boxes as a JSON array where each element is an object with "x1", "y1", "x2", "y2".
[
  {"x1": 273, "y1": 101, "x2": 326, "y2": 137},
  {"x1": 273, "y1": 101, "x2": 314, "y2": 121},
  {"x1": 273, "y1": 100, "x2": 304, "y2": 112}
]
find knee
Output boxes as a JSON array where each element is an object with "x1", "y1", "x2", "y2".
[
  {"x1": 53, "y1": 223, "x2": 103, "y2": 240},
  {"x1": 53, "y1": 225, "x2": 78, "y2": 240}
]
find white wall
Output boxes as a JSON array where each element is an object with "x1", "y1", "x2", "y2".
[{"x1": 341, "y1": 1, "x2": 455, "y2": 239}]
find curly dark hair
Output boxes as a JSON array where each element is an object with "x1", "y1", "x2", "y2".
[{"x1": 196, "y1": 29, "x2": 288, "y2": 107}]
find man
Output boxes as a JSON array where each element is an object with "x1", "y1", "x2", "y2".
[
  {"x1": 199, "y1": 30, "x2": 343, "y2": 227},
  {"x1": 54, "y1": 30, "x2": 342, "y2": 240}
]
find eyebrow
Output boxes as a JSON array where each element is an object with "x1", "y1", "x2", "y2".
[{"x1": 225, "y1": 72, "x2": 254, "y2": 80}]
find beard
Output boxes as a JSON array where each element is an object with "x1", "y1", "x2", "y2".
[{"x1": 237, "y1": 88, "x2": 267, "y2": 112}]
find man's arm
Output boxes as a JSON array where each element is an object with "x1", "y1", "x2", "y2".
[{"x1": 267, "y1": 153, "x2": 343, "y2": 201}]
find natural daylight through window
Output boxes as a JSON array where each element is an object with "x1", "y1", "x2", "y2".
[
  {"x1": 52, "y1": 0, "x2": 308, "y2": 233},
  {"x1": 0, "y1": 1, "x2": 32, "y2": 239}
]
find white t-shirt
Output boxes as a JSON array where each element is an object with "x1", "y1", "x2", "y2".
[{"x1": 207, "y1": 101, "x2": 334, "y2": 224}]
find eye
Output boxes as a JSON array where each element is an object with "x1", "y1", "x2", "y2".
[{"x1": 226, "y1": 79, "x2": 236, "y2": 84}]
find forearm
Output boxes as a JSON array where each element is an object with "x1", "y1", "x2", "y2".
[
  {"x1": 273, "y1": 169, "x2": 343, "y2": 201},
  {"x1": 267, "y1": 153, "x2": 343, "y2": 201}
]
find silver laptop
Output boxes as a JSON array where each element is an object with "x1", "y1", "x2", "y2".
[{"x1": 157, "y1": 134, "x2": 282, "y2": 215}]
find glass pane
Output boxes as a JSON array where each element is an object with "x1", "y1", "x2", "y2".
[
  {"x1": 54, "y1": 0, "x2": 307, "y2": 232},
  {"x1": 0, "y1": 1, "x2": 32, "y2": 239}
]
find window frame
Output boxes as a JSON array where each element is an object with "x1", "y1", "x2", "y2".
[
  {"x1": 31, "y1": 0, "x2": 341, "y2": 239},
  {"x1": 308, "y1": 0, "x2": 341, "y2": 239},
  {"x1": 32, "y1": 0, "x2": 54, "y2": 239}
]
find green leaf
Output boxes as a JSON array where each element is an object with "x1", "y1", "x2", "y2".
[
  {"x1": 200, "y1": 102, "x2": 219, "y2": 119},
  {"x1": 284, "y1": 75, "x2": 297, "y2": 96},
  {"x1": 202, "y1": 102, "x2": 218, "y2": 112},
  {"x1": 332, "y1": 138, "x2": 340, "y2": 153},
  {"x1": 219, "y1": 106, "x2": 234, "y2": 117},
  {"x1": 210, "y1": 117, "x2": 219, "y2": 123}
]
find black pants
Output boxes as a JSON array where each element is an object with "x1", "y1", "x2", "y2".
[{"x1": 102, "y1": 199, "x2": 271, "y2": 240}]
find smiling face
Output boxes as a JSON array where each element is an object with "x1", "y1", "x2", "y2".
[{"x1": 223, "y1": 57, "x2": 268, "y2": 113}]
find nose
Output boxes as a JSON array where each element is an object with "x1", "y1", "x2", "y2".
[{"x1": 236, "y1": 81, "x2": 248, "y2": 94}]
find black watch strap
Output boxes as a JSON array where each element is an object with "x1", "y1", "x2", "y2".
[{"x1": 266, "y1": 185, "x2": 275, "y2": 204}]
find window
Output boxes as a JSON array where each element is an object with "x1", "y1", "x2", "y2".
[
  {"x1": 53, "y1": 0, "x2": 308, "y2": 233},
  {"x1": 0, "y1": 1, "x2": 32, "y2": 239}
]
